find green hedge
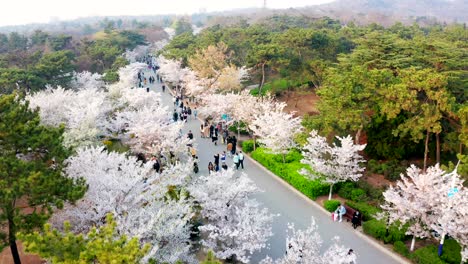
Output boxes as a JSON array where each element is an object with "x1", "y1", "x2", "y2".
[
  {"x1": 345, "y1": 201, "x2": 381, "y2": 221},
  {"x1": 393, "y1": 241, "x2": 410, "y2": 257},
  {"x1": 242, "y1": 140, "x2": 258, "y2": 153},
  {"x1": 251, "y1": 148, "x2": 329, "y2": 200},
  {"x1": 411, "y1": 245, "x2": 447, "y2": 264},
  {"x1": 440, "y1": 239, "x2": 462, "y2": 264},
  {"x1": 324, "y1": 200, "x2": 341, "y2": 212},
  {"x1": 362, "y1": 219, "x2": 408, "y2": 244}
]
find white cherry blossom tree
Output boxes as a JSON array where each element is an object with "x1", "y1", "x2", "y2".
[
  {"x1": 52, "y1": 146, "x2": 195, "y2": 262},
  {"x1": 261, "y1": 218, "x2": 356, "y2": 264},
  {"x1": 249, "y1": 106, "x2": 302, "y2": 162},
  {"x1": 300, "y1": 130, "x2": 366, "y2": 200},
  {"x1": 70, "y1": 71, "x2": 105, "y2": 90},
  {"x1": 380, "y1": 164, "x2": 467, "y2": 253},
  {"x1": 188, "y1": 169, "x2": 275, "y2": 263}
]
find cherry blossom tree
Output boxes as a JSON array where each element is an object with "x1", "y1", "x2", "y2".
[
  {"x1": 124, "y1": 45, "x2": 149, "y2": 63},
  {"x1": 380, "y1": 164, "x2": 467, "y2": 253},
  {"x1": 300, "y1": 130, "x2": 366, "y2": 200},
  {"x1": 52, "y1": 146, "x2": 195, "y2": 262},
  {"x1": 27, "y1": 86, "x2": 112, "y2": 148},
  {"x1": 249, "y1": 106, "x2": 302, "y2": 163},
  {"x1": 216, "y1": 65, "x2": 249, "y2": 93},
  {"x1": 157, "y1": 56, "x2": 185, "y2": 85},
  {"x1": 70, "y1": 71, "x2": 105, "y2": 90},
  {"x1": 261, "y1": 218, "x2": 356, "y2": 264},
  {"x1": 188, "y1": 169, "x2": 275, "y2": 263}
]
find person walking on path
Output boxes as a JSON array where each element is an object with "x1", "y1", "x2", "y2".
[
  {"x1": 193, "y1": 107, "x2": 198, "y2": 119},
  {"x1": 233, "y1": 152, "x2": 240, "y2": 170},
  {"x1": 162, "y1": 85, "x2": 166, "y2": 93},
  {"x1": 231, "y1": 135, "x2": 237, "y2": 155},
  {"x1": 221, "y1": 151, "x2": 226, "y2": 164},
  {"x1": 238, "y1": 151, "x2": 245, "y2": 169},
  {"x1": 173, "y1": 110, "x2": 178, "y2": 122},
  {"x1": 208, "y1": 162, "x2": 214, "y2": 174},
  {"x1": 187, "y1": 130, "x2": 194, "y2": 140},
  {"x1": 200, "y1": 124, "x2": 205, "y2": 138},
  {"x1": 222, "y1": 130, "x2": 228, "y2": 144},
  {"x1": 187, "y1": 107, "x2": 192, "y2": 120},
  {"x1": 221, "y1": 162, "x2": 228, "y2": 170},
  {"x1": 209, "y1": 124, "x2": 214, "y2": 138},
  {"x1": 227, "y1": 141, "x2": 233, "y2": 157},
  {"x1": 212, "y1": 131, "x2": 218, "y2": 146},
  {"x1": 214, "y1": 153, "x2": 220, "y2": 167}
]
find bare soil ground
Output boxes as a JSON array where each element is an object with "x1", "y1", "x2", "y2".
[
  {"x1": 0, "y1": 242, "x2": 44, "y2": 264},
  {"x1": 362, "y1": 173, "x2": 393, "y2": 189},
  {"x1": 278, "y1": 91, "x2": 320, "y2": 116}
]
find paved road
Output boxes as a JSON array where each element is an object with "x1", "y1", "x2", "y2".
[{"x1": 144, "y1": 70, "x2": 405, "y2": 264}]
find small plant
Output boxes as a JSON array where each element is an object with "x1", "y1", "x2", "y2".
[
  {"x1": 323, "y1": 199, "x2": 341, "y2": 212},
  {"x1": 393, "y1": 241, "x2": 409, "y2": 257}
]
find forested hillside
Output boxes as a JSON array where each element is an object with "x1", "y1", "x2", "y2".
[{"x1": 160, "y1": 16, "x2": 467, "y2": 180}]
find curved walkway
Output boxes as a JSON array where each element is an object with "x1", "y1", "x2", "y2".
[{"x1": 145, "y1": 70, "x2": 407, "y2": 264}]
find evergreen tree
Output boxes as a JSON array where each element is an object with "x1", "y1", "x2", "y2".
[{"x1": 0, "y1": 93, "x2": 86, "y2": 264}]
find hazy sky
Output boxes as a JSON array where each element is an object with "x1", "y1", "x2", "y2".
[{"x1": 0, "y1": 0, "x2": 334, "y2": 27}]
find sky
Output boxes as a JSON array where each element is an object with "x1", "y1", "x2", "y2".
[{"x1": 0, "y1": 0, "x2": 335, "y2": 27}]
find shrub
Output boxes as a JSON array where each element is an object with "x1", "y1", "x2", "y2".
[
  {"x1": 411, "y1": 245, "x2": 446, "y2": 264},
  {"x1": 241, "y1": 140, "x2": 258, "y2": 153},
  {"x1": 103, "y1": 140, "x2": 113, "y2": 148},
  {"x1": 363, "y1": 219, "x2": 387, "y2": 240},
  {"x1": 337, "y1": 182, "x2": 356, "y2": 200},
  {"x1": 363, "y1": 219, "x2": 409, "y2": 244},
  {"x1": 350, "y1": 188, "x2": 367, "y2": 202},
  {"x1": 393, "y1": 241, "x2": 409, "y2": 257},
  {"x1": 345, "y1": 201, "x2": 381, "y2": 221},
  {"x1": 251, "y1": 148, "x2": 329, "y2": 200},
  {"x1": 324, "y1": 200, "x2": 341, "y2": 212},
  {"x1": 440, "y1": 239, "x2": 461, "y2": 264}
]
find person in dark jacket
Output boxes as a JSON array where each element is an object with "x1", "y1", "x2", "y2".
[{"x1": 352, "y1": 211, "x2": 361, "y2": 229}]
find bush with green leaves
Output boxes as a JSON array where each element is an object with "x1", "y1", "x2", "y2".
[
  {"x1": 242, "y1": 139, "x2": 259, "y2": 153},
  {"x1": 393, "y1": 241, "x2": 410, "y2": 257},
  {"x1": 440, "y1": 239, "x2": 462, "y2": 264},
  {"x1": 411, "y1": 245, "x2": 446, "y2": 264},
  {"x1": 251, "y1": 147, "x2": 329, "y2": 200},
  {"x1": 345, "y1": 201, "x2": 381, "y2": 221},
  {"x1": 362, "y1": 219, "x2": 408, "y2": 244},
  {"x1": 324, "y1": 199, "x2": 341, "y2": 212}
]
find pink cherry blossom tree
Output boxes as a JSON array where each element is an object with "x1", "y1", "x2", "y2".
[{"x1": 300, "y1": 130, "x2": 366, "y2": 200}]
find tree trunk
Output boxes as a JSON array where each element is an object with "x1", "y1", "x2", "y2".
[
  {"x1": 355, "y1": 126, "x2": 363, "y2": 145},
  {"x1": 328, "y1": 184, "x2": 334, "y2": 200},
  {"x1": 423, "y1": 130, "x2": 430, "y2": 172},
  {"x1": 438, "y1": 233, "x2": 446, "y2": 256},
  {"x1": 8, "y1": 213, "x2": 21, "y2": 264},
  {"x1": 282, "y1": 153, "x2": 286, "y2": 164},
  {"x1": 410, "y1": 236, "x2": 416, "y2": 251},
  {"x1": 237, "y1": 123, "x2": 240, "y2": 139},
  {"x1": 253, "y1": 135, "x2": 257, "y2": 151},
  {"x1": 259, "y1": 62, "x2": 266, "y2": 96},
  {"x1": 436, "y1": 133, "x2": 440, "y2": 164}
]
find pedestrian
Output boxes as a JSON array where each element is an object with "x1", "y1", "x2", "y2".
[
  {"x1": 221, "y1": 162, "x2": 228, "y2": 170},
  {"x1": 183, "y1": 111, "x2": 188, "y2": 122},
  {"x1": 180, "y1": 101, "x2": 184, "y2": 109},
  {"x1": 239, "y1": 151, "x2": 244, "y2": 169},
  {"x1": 187, "y1": 107, "x2": 192, "y2": 120},
  {"x1": 209, "y1": 124, "x2": 214, "y2": 138},
  {"x1": 146, "y1": 87, "x2": 149, "y2": 92},
  {"x1": 152, "y1": 157, "x2": 160, "y2": 173},
  {"x1": 193, "y1": 107, "x2": 198, "y2": 119},
  {"x1": 208, "y1": 162, "x2": 214, "y2": 174},
  {"x1": 187, "y1": 130, "x2": 194, "y2": 140},
  {"x1": 221, "y1": 151, "x2": 226, "y2": 163},
  {"x1": 352, "y1": 211, "x2": 361, "y2": 229},
  {"x1": 190, "y1": 147, "x2": 197, "y2": 158},
  {"x1": 173, "y1": 110, "x2": 178, "y2": 122},
  {"x1": 200, "y1": 124, "x2": 205, "y2": 138},
  {"x1": 162, "y1": 85, "x2": 166, "y2": 92},
  {"x1": 227, "y1": 142, "x2": 233, "y2": 157},
  {"x1": 214, "y1": 153, "x2": 220, "y2": 168},
  {"x1": 222, "y1": 130, "x2": 228, "y2": 144},
  {"x1": 231, "y1": 136, "x2": 237, "y2": 155},
  {"x1": 233, "y1": 152, "x2": 240, "y2": 170},
  {"x1": 212, "y1": 132, "x2": 218, "y2": 145},
  {"x1": 144, "y1": 78, "x2": 147, "y2": 85},
  {"x1": 175, "y1": 97, "x2": 179, "y2": 106}
]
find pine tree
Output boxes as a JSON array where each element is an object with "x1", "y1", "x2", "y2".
[{"x1": 0, "y1": 93, "x2": 86, "y2": 264}]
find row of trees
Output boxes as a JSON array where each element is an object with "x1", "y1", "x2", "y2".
[
  {"x1": 0, "y1": 28, "x2": 147, "y2": 93},
  {"x1": 160, "y1": 16, "x2": 467, "y2": 180}
]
